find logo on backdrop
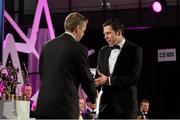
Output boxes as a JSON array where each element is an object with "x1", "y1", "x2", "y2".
[{"x1": 158, "y1": 48, "x2": 176, "y2": 62}]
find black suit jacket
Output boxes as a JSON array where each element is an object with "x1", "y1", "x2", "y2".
[
  {"x1": 36, "y1": 33, "x2": 97, "y2": 119},
  {"x1": 97, "y1": 40, "x2": 143, "y2": 119},
  {"x1": 137, "y1": 111, "x2": 149, "y2": 119}
]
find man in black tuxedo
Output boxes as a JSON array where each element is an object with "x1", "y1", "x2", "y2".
[
  {"x1": 36, "y1": 12, "x2": 97, "y2": 119},
  {"x1": 21, "y1": 83, "x2": 36, "y2": 118},
  {"x1": 95, "y1": 18, "x2": 143, "y2": 119},
  {"x1": 137, "y1": 99, "x2": 150, "y2": 119}
]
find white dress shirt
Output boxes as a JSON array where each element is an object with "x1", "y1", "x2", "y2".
[{"x1": 108, "y1": 38, "x2": 125, "y2": 85}]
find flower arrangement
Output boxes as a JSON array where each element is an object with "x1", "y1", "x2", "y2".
[{"x1": 0, "y1": 62, "x2": 19, "y2": 99}]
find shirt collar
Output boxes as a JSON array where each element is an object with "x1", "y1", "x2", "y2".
[
  {"x1": 141, "y1": 111, "x2": 148, "y2": 114},
  {"x1": 65, "y1": 31, "x2": 76, "y2": 41},
  {"x1": 87, "y1": 107, "x2": 93, "y2": 112},
  {"x1": 117, "y1": 38, "x2": 125, "y2": 49}
]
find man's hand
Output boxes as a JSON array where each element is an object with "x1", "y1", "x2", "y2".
[{"x1": 95, "y1": 70, "x2": 108, "y2": 87}]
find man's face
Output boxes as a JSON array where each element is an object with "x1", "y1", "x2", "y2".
[
  {"x1": 140, "y1": 102, "x2": 149, "y2": 113},
  {"x1": 79, "y1": 99, "x2": 85, "y2": 112},
  {"x1": 24, "y1": 86, "x2": 32, "y2": 98},
  {"x1": 103, "y1": 25, "x2": 120, "y2": 46},
  {"x1": 87, "y1": 101, "x2": 96, "y2": 110},
  {"x1": 76, "y1": 22, "x2": 87, "y2": 42}
]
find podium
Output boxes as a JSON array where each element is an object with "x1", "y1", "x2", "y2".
[{"x1": 0, "y1": 100, "x2": 30, "y2": 119}]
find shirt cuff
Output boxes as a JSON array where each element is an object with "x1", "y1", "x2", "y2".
[{"x1": 108, "y1": 77, "x2": 111, "y2": 85}]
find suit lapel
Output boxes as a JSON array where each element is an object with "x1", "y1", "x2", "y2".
[
  {"x1": 113, "y1": 40, "x2": 128, "y2": 73},
  {"x1": 106, "y1": 48, "x2": 111, "y2": 76},
  {"x1": 99, "y1": 47, "x2": 111, "y2": 76}
]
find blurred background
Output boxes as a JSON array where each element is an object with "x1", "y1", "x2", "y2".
[{"x1": 1, "y1": 0, "x2": 180, "y2": 118}]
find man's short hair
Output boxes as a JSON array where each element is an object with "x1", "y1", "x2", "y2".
[
  {"x1": 64, "y1": 12, "x2": 88, "y2": 32},
  {"x1": 21, "y1": 83, "x2": 32, "y2": 92},
  {"x1": 140, "y1": 99, "x2": 150, "y2": 105},
  {"x1": 86, "y1": 97, "x2": 90, "y2": 103},
  {"x1": 103, "y1": 18, "x2": 124, "y2": 35}
]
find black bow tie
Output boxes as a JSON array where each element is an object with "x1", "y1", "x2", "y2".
[{"x1": 110, "y1": 45, "x2": 120, "y2": 50}]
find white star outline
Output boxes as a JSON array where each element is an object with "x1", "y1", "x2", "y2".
[
  {"x1": 3, "y1": 0, "x2": 55, "y2": 96},
  {"x1": 3, "y1": 0, "x2": 95, "y2": 100}
]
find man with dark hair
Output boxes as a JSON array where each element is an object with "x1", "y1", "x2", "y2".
[
  {"x1": 21, "y1": 83, "x2": 32, "y2": 100},
  {"x1": 36, "y1": 12, "x2": 97, "y2": 119},
  {"x1": 137, "y1": 99, "x2": 150, "y2": 119},
  {"x1": 95, "y1": 18, "x2": 143, "y2": 119},
  {"x1": 21, "y1": 83, "x2": 36, "y2": 118}
]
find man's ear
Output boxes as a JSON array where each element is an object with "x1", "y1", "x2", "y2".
[
  {"x1": 118, "y1": 30, "x2": 122, "y2": 36},
  {"x1": 76, "y1": 25, "x2": 81, "y2": 33},
  {"x1": 74, "y1": 26, "x2": 78, "y2": 33}
]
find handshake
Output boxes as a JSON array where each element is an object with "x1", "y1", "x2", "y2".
[
  {"x1": 94, "y1": 70, "x2": 109, "y2": 87},
  {"x1": 87, "y1": 70, "x2": 109, "y2": 110},
  {"x1": 83, "y1": 70, "x2": 109, "y2": 111}
]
